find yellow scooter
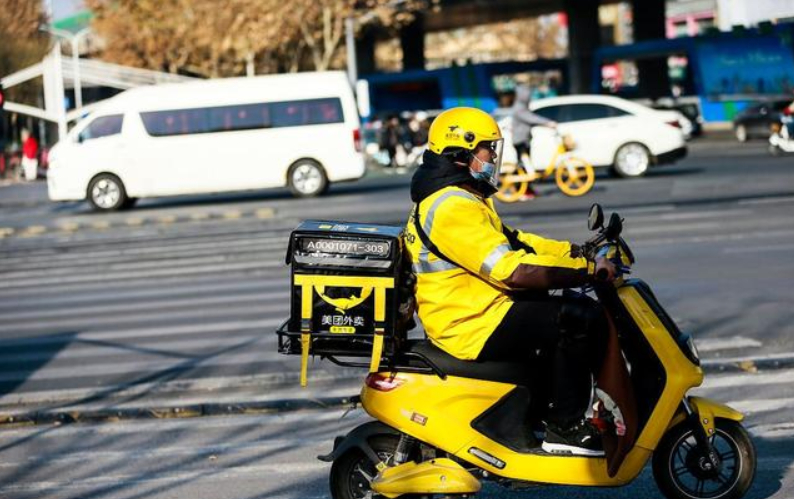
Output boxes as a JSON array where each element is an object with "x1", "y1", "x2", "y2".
[{"x1": 318, "y1": 205, "x2": 756, "y2": 499}]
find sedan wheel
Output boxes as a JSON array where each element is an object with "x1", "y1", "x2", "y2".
[
  {"x1": 614, "y1": 143, "x2": 651, "y2": 178},
  {"x1": 735, "y1": 124, "x2": 748, "y2": 143}
]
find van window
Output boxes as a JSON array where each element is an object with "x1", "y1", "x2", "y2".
[
  {"x1": 140, "y1": 98, "x2": 344, "y2": 137},
  {"x1": 79, "y1": 115, "x2": 124, "y2": 142},
  {"x1": 208, "y1": 103, "x2": 270, "y2": 132},
  {"x1": 271, "y1": 98, "x2": 344, "y2": 128}
]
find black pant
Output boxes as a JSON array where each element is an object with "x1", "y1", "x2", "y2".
[
  {"x1": 477, "y1": 294, "x2": 607, "y2": 428},
  {"x1": 514, "y1": 142, "x2": 530, "y2": 165}
]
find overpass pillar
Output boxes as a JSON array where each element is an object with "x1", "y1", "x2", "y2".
[
  {"x1": 355, "y1": 28, "x2": 377, "y2": 76},
  {"x1": 564, "y1": 0, "x2": 601, "y2": 94},
  {"x1": 400, "y1": 13, "x2": 425, "y2": 70},
  {"x1": 632, "y1": 0, "x2": 670, "y2": 98}
]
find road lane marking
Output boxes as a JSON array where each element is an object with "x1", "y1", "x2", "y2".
[
  {"x1": 634, "y1": 228, "x2": 794, "y2": 247},
  {"x1": 727, "y1": 397, "x2": 794, "y2": 416},
  {"x1": 739, "y1": 195, "x2": 794, "y2": 206},
  {"x1": 0, "y1": 318, "x2": 282, "y2": 346},
  {"x1": 0, "y1": 369, "x2": 357, "y2": 408},
  {"x1": 255, "y1": 208, "x2": 275, "y2": 219},
  {"x1": 157, "y1": 215, "x2": 177, "y2": 224},
  {"x1": 658, "y1": 209, "x2": 753, "y2": 221},
  {"x1": 724, "y1": 243, "x2": 794, "y2": 254},
  {"x1": 0, "y1": 408, "x2": 359, "y2": 438},
  {"x1": 699, "y1": 368, "x2": 794, "y2": 390},
  {"x1": 696, "y1": 336, "x2": 763, "y2": 352},
  {"x1": 0, "y1": 289, "x2": 287, "y2": 322},
  {"x1": 18, "y1": 225, "x2": 47, "y2": 237},
  {"x1": 0, "y1": 299, "x2": 286, "y2": 334},
  {"x1": 0, "y1": 279, "x2": 274, "y2": 310},
  {"x1": 0, "y1": 260, "x2": 281, "y2": 290},
  {"x1": 750, "y1": 422, "x2": 794, "y2": 439},
  {"x1": 0, "y1": 463, "x2": 328, "y2": 493}
]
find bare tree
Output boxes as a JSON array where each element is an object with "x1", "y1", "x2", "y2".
[
  {"x1": 0, "y1": 0, "x2": 49, "y2": 104},
  {"x1": 87, "y1": 0, "x2": 425, "y2": 76}
]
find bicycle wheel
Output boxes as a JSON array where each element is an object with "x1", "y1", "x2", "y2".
[
  {"x1": 496, "y1": 162, "x2": 529, "y2": 203},
  {"x1": 555, "y1": 156, "x2": 595, "y2": 197}
]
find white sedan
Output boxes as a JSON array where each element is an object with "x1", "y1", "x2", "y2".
[{"x1": 525, "y1": 95, "x2": 688, "y2": 178}]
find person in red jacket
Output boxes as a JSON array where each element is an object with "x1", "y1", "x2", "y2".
[{"x1": 21, "y1": 128, "x2": 39, "y2": 181}]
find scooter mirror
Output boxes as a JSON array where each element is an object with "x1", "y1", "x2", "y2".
[
  {"x1": 605, "y1": 213, "x2": 623, "y2": 239},
  {"x1": 588, "y1": 204, "x2": 604, "y2": 231}
]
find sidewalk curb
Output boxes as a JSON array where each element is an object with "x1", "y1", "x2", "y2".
[
  {"x1": 2, "y1": 355, "x2": 792, "y2": 429},
  {"x1": 701, "y1": 354, "x2": 794, "y2": 374}
]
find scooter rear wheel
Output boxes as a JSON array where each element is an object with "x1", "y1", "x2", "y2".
[
  {"x1": 653, "y1": 419, "x2": 756, "y2": 499},
  {"x1": 330, "y1": 435, "x2": 429, "y2": 499}
]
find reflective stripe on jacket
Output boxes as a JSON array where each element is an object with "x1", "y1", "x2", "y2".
[{"x1": 404, "y1": 185, "x2": 593, "y2": 360}]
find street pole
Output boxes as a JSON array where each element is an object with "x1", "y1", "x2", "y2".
[
  {"x1": 52, "y1": 45, "x2": 67, "y2": 140},
  {"x1": 72, "y1": 37, "x2": 82, "y2": 109},
  {"x1": 345, "y1": 17, "x2": 357, "y2": 87},
  {"x1": 41, "y1": 26, "x2": 90, "y2": 110},
  {"x1": 246, "y1": 52, "x2": 255, "y2": 77},
  {"x1": 71, "y1": 28, "x2": 90, "y2": 110}
]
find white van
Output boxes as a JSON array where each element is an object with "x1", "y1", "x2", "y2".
[{"x1": 47, "y1": 71, "x2": 366, "y2": 211}]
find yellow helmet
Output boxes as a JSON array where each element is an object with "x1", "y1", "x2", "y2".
[{"x1": 427, "y1": 107, "x2": 503, "y2": 155}]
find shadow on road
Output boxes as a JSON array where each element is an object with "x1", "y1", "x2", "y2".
[{"x1": 0, "y1": 331, "x2": 76, "y2": 403}]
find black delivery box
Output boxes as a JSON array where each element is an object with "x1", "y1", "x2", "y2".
[{"x1": 279, "y1": 220, "x2": 409, "y2": 366}]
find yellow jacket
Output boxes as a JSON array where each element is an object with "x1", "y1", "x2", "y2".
[{"x1": 404, "y1": 185, "x2": 594, "y2": 359}]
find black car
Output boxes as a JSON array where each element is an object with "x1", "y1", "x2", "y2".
[{"x1": 733, "y1": 99, "x2": 791, "y2": 142}]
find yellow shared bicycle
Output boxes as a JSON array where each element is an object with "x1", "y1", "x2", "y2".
[{"x1": 496, "y1": 132, "x2": 595, "y2": 202}]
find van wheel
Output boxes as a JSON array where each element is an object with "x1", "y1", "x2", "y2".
[
  {"x1": 613, "y1": 143, "x2": 651, "y2": 178},
  {"x1": 88, "y1": 173, "x2": 128, "y2": 212},
  {"x1": 288, "y1": 160, "x2": 328, "y2": 197}
]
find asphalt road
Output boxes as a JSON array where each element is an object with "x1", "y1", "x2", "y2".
[{"x1": 0, "y1": 137, "x2": 793, "y2": 498}]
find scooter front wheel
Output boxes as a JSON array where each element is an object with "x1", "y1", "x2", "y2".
[{"x1": 653, "y1": 419, "x2": 756, "y2": 499}]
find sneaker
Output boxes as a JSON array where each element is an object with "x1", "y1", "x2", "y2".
[{"x1": 542, "y1": 419, "x2": 605, "y2": 457}]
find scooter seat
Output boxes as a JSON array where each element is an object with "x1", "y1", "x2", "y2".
[{"x1": 402, "y1": 340, "x2": 531, "y2": 386}]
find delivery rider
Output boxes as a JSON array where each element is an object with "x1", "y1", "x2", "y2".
[{"x1": 404, "y1": 107, "x2": 616, "y2": 457}]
